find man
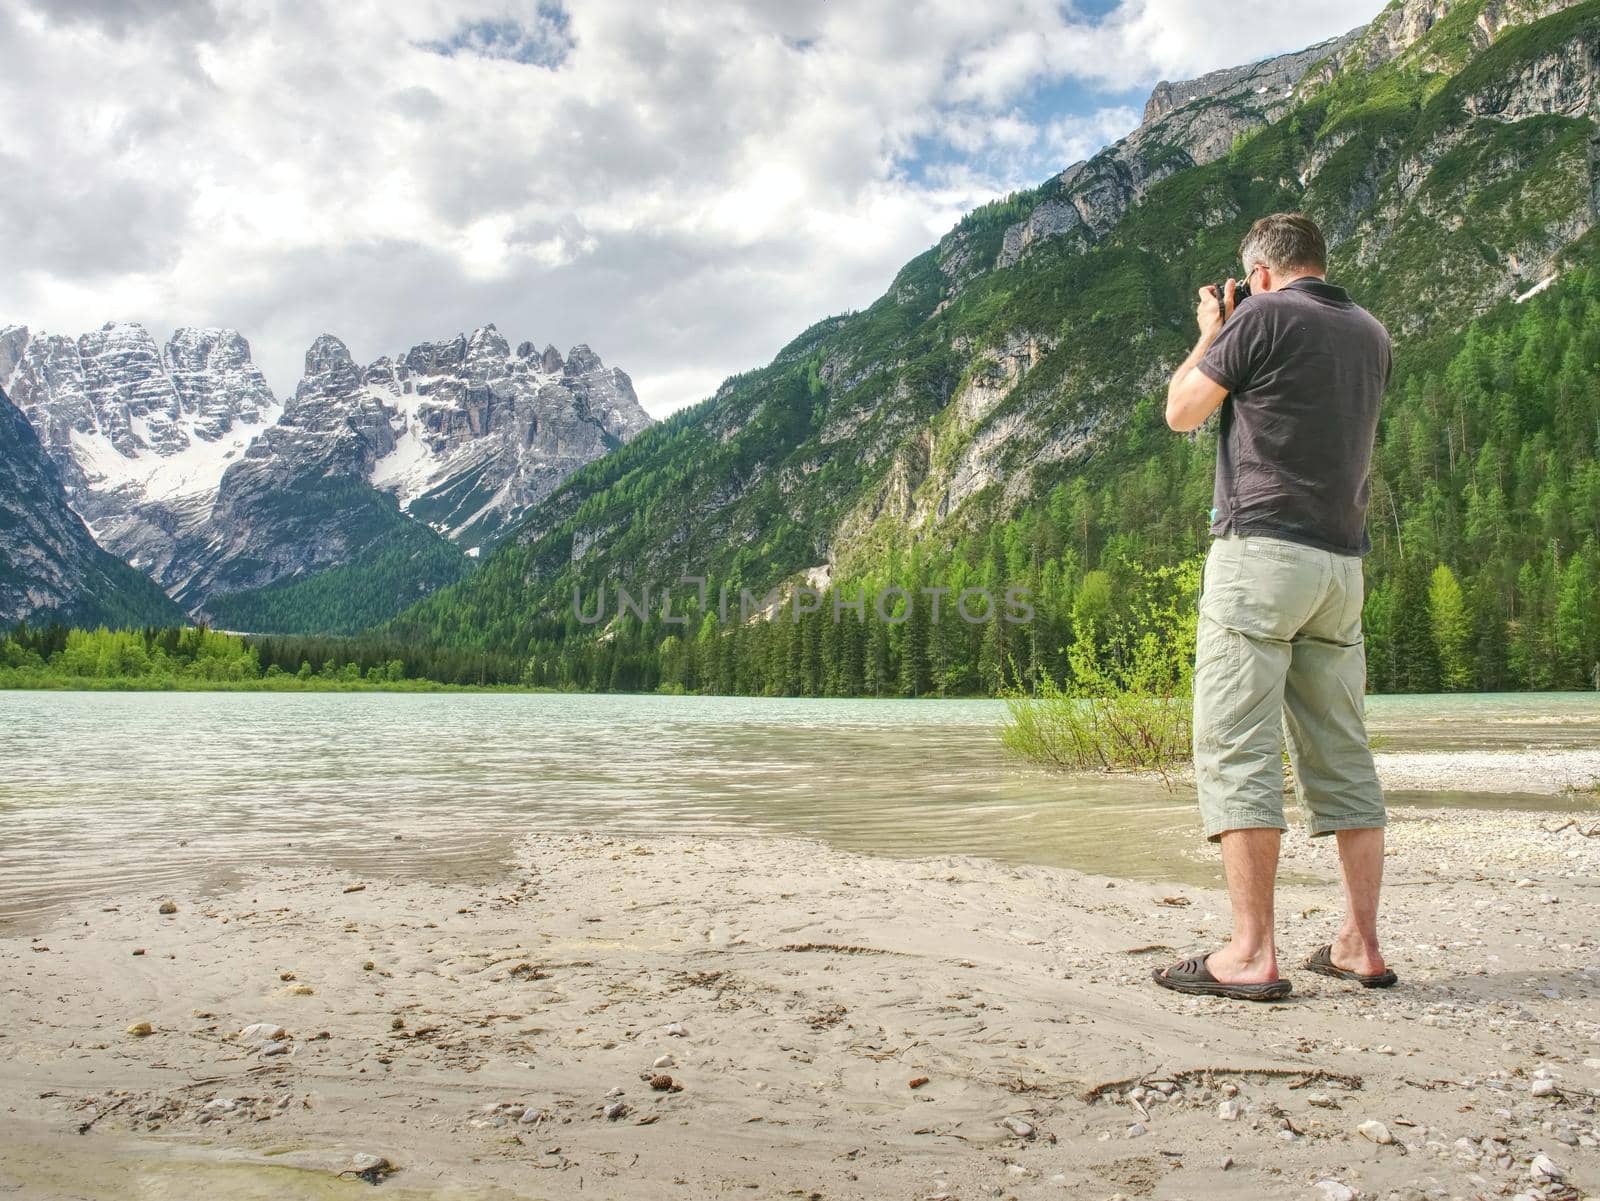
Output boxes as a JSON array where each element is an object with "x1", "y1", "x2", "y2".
[{"x1": 1155, "y1": 212, "x2": 1397, "y2": 1002}]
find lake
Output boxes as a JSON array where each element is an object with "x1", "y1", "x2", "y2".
[{"x1": 2, "y1": 690, "x2": 1597, "y2": 926}]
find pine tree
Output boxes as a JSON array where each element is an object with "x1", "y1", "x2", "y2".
[{"x1": 1427, "y1": 564, "x2": 1473, "y2": 691}]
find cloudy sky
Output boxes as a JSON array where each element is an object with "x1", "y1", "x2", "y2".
[{"x1": 1, "y1": 0, "x2": 1385, "y2": 416}]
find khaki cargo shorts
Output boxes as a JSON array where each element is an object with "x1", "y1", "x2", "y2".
[{"x1": 1193, "y1": 533, "x2": 1386, "y2": 841}]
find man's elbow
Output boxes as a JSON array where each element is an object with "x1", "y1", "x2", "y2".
[{"x1": 1164, "y1": 401, "x2": 1195, "y2": 433}]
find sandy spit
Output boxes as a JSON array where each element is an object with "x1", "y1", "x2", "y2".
[{"x1": 1, "y1": 813, "x2": 1597, "y2": 1201}]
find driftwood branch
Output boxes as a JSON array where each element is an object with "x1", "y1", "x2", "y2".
[{"x1": 1083, "y1": 1065, "x2": 1363, "y2": 1104}]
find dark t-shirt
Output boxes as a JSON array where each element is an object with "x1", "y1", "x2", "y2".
[{"x1": 1196, "y1": 277, "x2": 1391, "y2": 556}]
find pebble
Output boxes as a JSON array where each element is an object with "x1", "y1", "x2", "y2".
[
  {"x1": 239, "y1": 1023, "x2": 288, "y2": 1042},
  {"x1": 1374, "y1": 1045, "x2": 1396, "y2": 1056},
  {"x1": 1531, "y1": 1079, "x2": 1557, "y2": 1097},
  {"x1": 261, "y1": 1040, "x2": 291, "y2": 1057},
  {"x1": 652, "y1": 1054, "x2": 674, "y2": 1069},
  {"x1": 1314, "y1": 1181, "x2": 1356, "y2": 1201},
  {"x1": 1217, "y1": 1100, "x2": 1241, "y2": 1121},
  {"x1": 1529, "y1": 1153, "x2": 1563, "y2": 1182},
  {"x1": 350, "y1": 1153, "x2": 390, "y2": 1175},
  {"x1": 125, "y1": 1022, "x2": 153, "y2": 1037},
  {"x1": 1358, "y1": 1119, "x2": 1394, "y2": 1144},
  {"x1": 1001, "y1": 1116, "x2": 1033, "y2": 1138},
  {"x1": 158, "y1": 900, "x2": 177, "y2": 915},
  {"x1": 663, "y1": 1022, "x2": 687, "y2": 1038},
  {"x1": 1125, "y1": 1123, "x2": 1147, "y2": 1138},
  {"x1": 602, "y1": 1102, "x2": 627, "y2": 1120},
  {"x1": 518, "y1": 1108, "x2": 541, "y2": 1125},
  {"x1": 605, "y1": 1087, "x2": 624, "y2": 1099}
]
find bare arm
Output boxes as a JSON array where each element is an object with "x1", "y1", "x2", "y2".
[{"x1": 1165, "y1": 280, "x2": 1235, "y2": 432}]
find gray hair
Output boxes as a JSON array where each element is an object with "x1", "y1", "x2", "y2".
[{"x1": 1240, "y1": 212, "x2": 1328, "y2": 275}]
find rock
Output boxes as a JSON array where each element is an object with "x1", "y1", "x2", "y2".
[
  {"x1": 1217, "y1": 1100, "x2": 1241, "y2": 1121},
  {"x1": 1529, "y1": 1153, "x2": 1563, "y2": 1182},
  {"x1": 605, "y1": 1087, "x2": 624, "y2": 1099},
  {"x1": 518, "y1": 1108, "x2": 541, "y2": 1125},
  {"x1": 602, "y1": 1102, "x2": 627, "y2": 1121},
  {"x1": 261, "y1": 1040, "x2": 291, "y2": 1056},
  {"x1": 1219, "y1": 1155, "x2": 1233, "y2": 1171},
  {"x1": 125, "y1": 1022, "x2": 153, "y2": 1036},
  {"x1": 349, "y1": 1153, "x2": 391, "y2": 1180},
  {"x1": 1001, "y1": 1116, "x2": 1034, "y2": 1138},
  {"x1": 239, "y1": 1023, "x2": 288, "y2": 1042},
  {"x1": 1358, "y1": 1119, "x2": 1394, "y2": 1144},
  {"x1": 1125, "y1": 1122, "x2": 1147, "y2": 1138},
  {"x1": 652, "y1": 1054, "x2": 674, "y2": 1069},
  {"x1": 158, "y1": 900, "x2": 177, "y2": 915},
  {"x1": 663, "y1": 1022, "x2": 687, "y2": 1037},
  {"x1": 131, "y1": 948, "x2": 145, "y2": 956},
  {"x1": 1373, "y1": 1045, "x2": 1396, "y2": 1055},
  {"x1": 909, "y1": 1076, "x2": 930, "y2": 1089},
  {"x1": 1531, "y1": 1079, "x2": 1557, "y2": 1097},
  {"x1": 1315, "y1": 1182, "x2": 1356, "y2": 1201}
]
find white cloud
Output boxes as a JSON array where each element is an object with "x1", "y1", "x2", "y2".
[{"x1": 0, "y1": 0, "x2": 1386, "y2": 415}]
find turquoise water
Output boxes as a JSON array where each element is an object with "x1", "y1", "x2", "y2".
[{"x1": 0, "y1": 691, "x2": 1595, "y2": 924}]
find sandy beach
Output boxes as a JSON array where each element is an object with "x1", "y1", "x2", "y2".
[{"x1": 2, "y1": 805, "x2": 1597, "y2": 1201}]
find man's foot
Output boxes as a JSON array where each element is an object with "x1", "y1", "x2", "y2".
[
  {"x1": 1328, "y1": 931, "x2": 1387, "y2": 978},
  {"x1": 1303, "y1": 944, "x2": 1398, "y2": 988},
  {"x1": 1199, "y1": 940, "x2": 1281, "y2": 986},
  {"x1": 1153, "y1": 952, "x2": 1292, "y2": 1001}
]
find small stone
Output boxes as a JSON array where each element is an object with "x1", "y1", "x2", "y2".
[
  {"x1": 1218, "y1": 1156, "x2": 1233, "y2": 1171},
  {"x1": 239, "y1": 1023, "x2": 288, "y2": 1042},
  {"x1": 1514, "y1": 878, "x2": 1534, "y2": 888},
  {"x1": 1217, "y1": 1099, "x2": 1241, "y2": 1121},
  {"x1": 1531, "y1": 1079, "x2": 1557, "y2": 1097},
  {"x1": 157, "y1": 900, "x2": 177, "y2": 915},
  {"x1": 1358, "y1": 1119, "x2": 1393, "y2": 1144},
  {"x1": 1125, "y1": 1122, "x2": 1147, "y2": 1138},
  {"x1": 1314, "y1": 1182, "x2": 1356, "y2": 1201},
  {"x1": 350, "y1": 1153, "x2": 390, "y2": 1176},
  {"x1": 518, "y1": 1108, "x2": 541, "y2": 1124},
  {"x1": 1001, "y1": 1116, "x2": 1034, "y2": 1138},
  {"x1": 1529, "y1": 1153, "x2": 1562, "y2": 1183},
  {"x1": 1152, "y1": 1081, "x2": 1176, "y2": 1095},
  {"x1": 125, "y1": 1022, "x2": 153, "y2": 1037},
  {"x1": 1307, "y1": 1093, "x2": 1339, "y2": 1109},
  {"x1": 663, "y1": 1022, "x2": 687, "y2": 1038},
  {"x1": 652, "y1": 1054, "x2": 674, "y2": 1069},
  {"x1": 605, "y1": 1086, "x2": 624, "y2": 1099},
  {"x1": 602, "y1": 1102, "x2": 627, "y2": 1120},
  {"x1": 131, "y1": 948, "x2": 146, "y2": 956},
  {"x1": 261, "y1": 1040, "x2": 291, "y2": 1057},
  {"x1": 909, "y1": 1076, "x2": 930, "y2": 1089},
  {"x1": 1373, "y1": 1045, "x2": 1396, "y2": 1056},
  {"x1": 1129, "y1": 1086, "x2": 1147, "y2": 1101}
]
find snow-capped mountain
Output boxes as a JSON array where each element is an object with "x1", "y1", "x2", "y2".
[
  {"x1": 0, "y1": 319, "x2": 652, "y2": 624},
  {"x1": 0, "y1": 321, "x2": 279, "y2": 525},
  {"x1": 362, "y1": 325, "x2": 651, "y2": 548}
]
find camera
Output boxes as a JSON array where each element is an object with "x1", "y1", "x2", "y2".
[{"x1": 1215, "y1": 279, "x2": 1252, "y2": 321}]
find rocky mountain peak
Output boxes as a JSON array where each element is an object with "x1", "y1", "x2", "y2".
[
  {"x1": 563, "y1": 344, "x2": 603, "y2": 376},
  {"x1": 541, "y1": 345, "x2": 565, "y2": 374}
]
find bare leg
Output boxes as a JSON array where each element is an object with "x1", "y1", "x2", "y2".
[
  {"x1": 1204, "y1": 827, "x2": 1283, "y2": 984},
  {"x1": 1330, "y1": 827, "x2": 1387, "y2": 975}
]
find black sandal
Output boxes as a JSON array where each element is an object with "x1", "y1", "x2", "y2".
[
  {"x1": 1153, "y1": 953, "x2": 1293, "y2": 1001},
  {"x1": 1303, "y1": 944, "x2": 1398, "y2": 989}
]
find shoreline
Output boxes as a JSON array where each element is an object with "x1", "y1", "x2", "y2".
[{"x1": 3, "y1": 817, "x2": 1596, "y2": 1200}]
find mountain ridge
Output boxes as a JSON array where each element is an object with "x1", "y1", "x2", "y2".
[{"x1": 387, "y1": 0, "x2": 1600, "y2": 680}]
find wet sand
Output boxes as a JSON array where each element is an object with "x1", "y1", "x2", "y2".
[{"x1": 2, "y1": 809, "x2": 1597, "y2": 1200}]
